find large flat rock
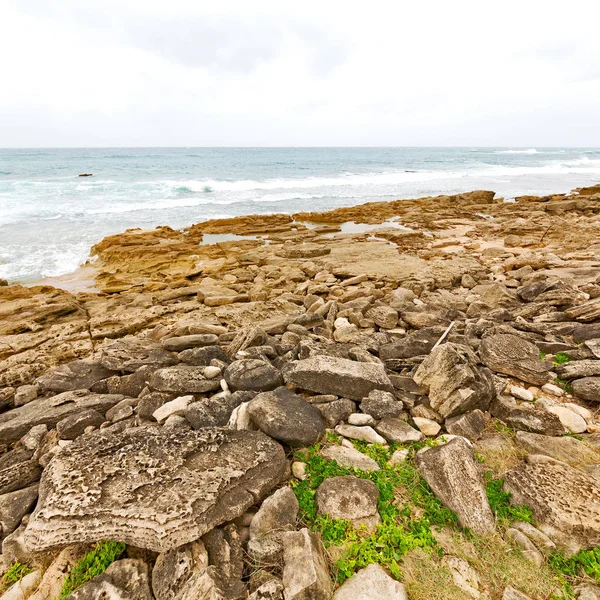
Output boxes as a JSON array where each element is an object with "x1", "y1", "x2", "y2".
[{"x1": 24, "y1": 427, "x2": 286, "y2": 553}]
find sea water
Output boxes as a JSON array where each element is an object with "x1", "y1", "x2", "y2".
[{"x1": 1, "y1": 147, "x2": 599, "y2": 283}]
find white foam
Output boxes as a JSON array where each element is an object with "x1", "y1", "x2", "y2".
[{"x1": 495, "y1": 149, "x2": 538, "y2": 154}]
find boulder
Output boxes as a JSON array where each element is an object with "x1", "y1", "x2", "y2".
[
  {"x1": 479, "y1": 334, "x2": 550, "y2": 385},
  {"x1": 36, "y1": 360, "x2": 116, "y2": 393},
  {"x1": 333, "y1": 563, "x2": 408, "y2": 599},
  {"x1": 413, "y1": 343, "x2": 495, "y2": 418},
  {"x1": 152, "y1": 542, "x2": 208, "y2": 600},
  {"x1": 283, "y1": 356, "x2": 393, "y2": 401},
  {"x1": 415, "y1": 438, "x2": 494, "y2": 534},
  {"x1": 224, "y1": 360, "x2": 283, "y2": 392},
  {"x1": 314, "y1": 399, "x2": 355, "y2": 429},
  {"x1": 0, "y1": 484, "x2": 38, "y2": 540},
  {"x1": 179, "y1": 345, "x2": 231, "y2": 366},
  {"x1": 572, "y1": 377, "x2": 600, "y2": 402},
  {"x1": 445, "y1": 410, "x2": 486, "y2": 441},
  {"x1": 248, "y1": 388, "x2": 325, "y2": 447},
  {"x1": 320, "y1": 445, "x2": 380, "y2": 472},
  {"x1": 490, "y1": 397, "x2": 564, "y2": 436},
  {"x1": 185, "y1": 391, "x2": 256, "y2": 429},
  {"x1": 514, "y1": 431, "x2": 600, "y2": 467},
  {"x1": 556, "y1": 360, "x2": 600, "y2": 380},
  {"x1": 100, "y1": 337, "x2": 178, "y2": 372},
  {"x1": 56, "y1": 409, "x2": 105, "y2": 440},
  {"x1": 360, "y1": 390, "x2": 404, "y2": 420},
  {"x1": 24, "y1": 427, "x2": 286, "y2": 553},
  {"x1": 0, "y1": 391, "x2": 125, "y2": 443},
  {"x1": 150, "y1": 366, "x2": 222, "y2": 394}
]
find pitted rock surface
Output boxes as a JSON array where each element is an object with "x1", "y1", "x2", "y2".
[
  {"x1": 100, "y1": 337, "x2": 178, "y2": 372},
  {"x1": 24, "y1": 426, "x2": 286, "y2": 553},
  {"x1": 504, "y1": 456, "x2": 600, "y2": 554}
]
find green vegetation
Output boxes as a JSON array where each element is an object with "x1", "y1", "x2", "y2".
[
  {"x1": 291, "y1": 441, "x2": 458, "y2": 583},
  {"x1": 59, "y1": 541, "x2": 126, "y2": 600},
  {"x1": 554, "y1": 377, "x2": 573, "y2": 393},
  {"x1": 3, "y1": 562, "x2": 33, "y2": 586},
  {"x1": 484, "y1": 473, "x2": 533, "y2": 526},
  {"x1": 549, "y1": 548, "x2": 600, "y2": 585},
  {"x1": 553, "y1": 352, "x2": 572, "y2": 366}
]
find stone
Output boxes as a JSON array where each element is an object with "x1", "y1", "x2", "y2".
[
  {"x1": 179, "y1": 346, "x2": 231, "y2": 366},
  {"x1": 335, "y1": 424, "x2": 386, "y2": 445},
  {"x1": 514, "y1": 431, "x2": 599, "y2": 467},
  {"x1": 0, "y1": 484, "x2": 38, "y2": 540},
  {"x1": 161, "y1": 334, "x2": 219, "y2": 352},
  {"x1": 185, "y1": 391, "x2": 255, "y2": 429},
  {"x1": 556, "y1": 360, "x2": 600, "y2": 380},
  {"x1": 503, "y1": 586, "x2": 533, "y2": 600},
  {"x1": 490, "y1": 397, "x2": 564, "y2": 436},
  {"x1": 152, "y1": 542, "x2": 208, "y2": 600},
  {"x1": 150, "y1": 366, "x2": 221, "y2": 394},
  {"x1": 388, "y1": 448, "x2": 410, "y2": 466},
  {"x1": 314, "y1": 399, "x2": 355, "y2": 429},
  {"x1": 442, "y1": 555, "x2": 483, "y2": 599},
  {"x1": 0, "y1": 570, "x2": 41, "y2": 600},
  {"x1": 506, "y1": 528, "x2": 544, "y2": 566},
  {"x1": 100, "y1": 337, "x2": 178, "y2": 372},
  {"x1": 36, "y1": 359, "x2": 116, "y2": 393},
  {"x1": 479, "y1": 334, "x2": 550, "y2": 385},
  {"x1": 512, "y1": 520, "x2": 556, "y2": 554},
  {"x1": 413, "y1": 417, "x2": 441, "y2": 436},
  {"x1": 24, "y1": 427, "x2": 286, "y2": 553},
  {"x1": 224, "y1": 360, "x2": 283, "y2": 392},
  {"x1": 0, "y1": 448, "x2": 42, "y2": 495},
  {"x1": 365, "y1": 306, "x2": 398, "y2": 329},
  {"x1": 248, "y1": 387, "x2": 325, "y2": 447},
  {"x1": 333, "y1": 563, "x2": 408, "y2": 599},
  {"x1": 348, "y1": 413, "x2": 375, "y2": 426},
  {"x1": 281, "y1": 528, "x2": 332, "y2": 600},
  {"x1": 572, "y1": 377, "x2": 600, "y2": 402},
  {"x1": 105, "y1": 365, "x2": 154, "y2": 397},
  {"x1": 375, "y1": 417, "x2": 423, "y2": 443},
  {"x1": 228, "y1": 327, "x2": 269, "y2": 355},
  {"x1": 445, "y1": 410, "x2": 486, "y2": 441},
  {"x1": 292, "y1": 462, "x2": 306, "y2": 480},
  {"x1": 0, "y1": 390, "x2": 125, "y2": 443},
  {"x1": 541, "y1": 382, "x2": 564, "y2": 397},
  {"x1": 13, "y1": 385, "x2": 39, "y2": 407},
  {"x1": 510, "y1": 386, "x2": 534, "y2": 402},
  {"x1": 171, "y1": 566, "x2": 233, "y2": 600},
  {"x1": 283, "y1": 356, "x2": 393, "y2": 401},
  {"x1": 415, "y1": 438, "x2": 494, "y2": 534},
  {"x1": 547, "y1": 405, "x2": 587, "y2": 434},
  {"x1": 360, "y1": 390, "x2": 404, "y2": 419},
  {"x1": 413, "y1": 343, "x2": 495, "y2": 418},
  {"x1": 56, "y1": 409, "x2": 105, "y2": 440},
  {"x1": 248, "y1": 579, "x2": 284, "y2": 600},
  {"x1": 380, "y1": 327, "x2": 444, "y2": 360},
  {"x1": 67, "y1": 559, "x2": 152, "y2": 600},
  {"x1": 575, "y1": 584, "x2": 600, "y2": 600},
  {"x1": 153, "y1": 395, "x2": 192, "y2": 423},
  {"x1": 504, "y1": 455, "x2": 600, "y2": 554},
  {"x1": 320, "y1": 445, "x2": 380, "y2": 472}
]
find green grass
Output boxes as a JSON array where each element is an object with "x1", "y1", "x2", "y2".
[
  {"x1": 549, "y1": 548, "x2": 600, "y2": 584},
  {"x1": 59, "y1": 541, "x2": 126, "y2": 599},
  {"x1": 553, "y1": 352, "x2": 571, "y2": 366},
  {"x1": 484, "y1": 473, "x2": 533, "y2": 526},
  {"x1": 3, "y1": 562, "x2": 33, "y2": 586},
  {"x1": 554, "y1": 377, "x2": 573, "y2": 393},
  {"x1": 291, "y1": 441, "x2": 458, "y2": 583}
]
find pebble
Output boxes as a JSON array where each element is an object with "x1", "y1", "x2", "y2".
[
  {"x1": 510, "y1": 386, "x2": 534, "y2": 402},
  {"x1": 203, "y1": 366, "x2": 221, "y2": 379},
  {"x1": 388, "y1": 448, "x2": 410, "y2": 466},
  {"x1": 348, "y1": 413, "x2": 376, "y2": 426},
  {"x1": 541, "y1": 383, "x2": 564, "y2": 397},
  {"x1": 292, "y1": 461, "x2": 307, "y2": 480},
  {"x1": 153, "y1": 395, "x2": 192, "y2": 423}
]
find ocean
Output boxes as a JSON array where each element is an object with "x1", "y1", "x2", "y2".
[{"x1": 1, "y1": 147, "x2": 599, "y2": 284}]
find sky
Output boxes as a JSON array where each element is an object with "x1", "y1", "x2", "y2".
[{"x1": 1, "y1": 0, "x2": 599, "y2": 147}]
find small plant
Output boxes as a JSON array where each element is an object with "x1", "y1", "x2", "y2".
[
  {"x1": 540, "y1": 351, "x2": 547, "y2": 360},
  {"x1": 549, "y1": 548, "x2": 600, "y2": 583},
  {"x1": 554, "y1": 377, "x2": 573, "y2": 394},
  {"x1": 553, "y1": 353, "x2": 571, "y2": 366},
  {"x1": 484, "y1": 474, "x2": 533, "y2": 526},
  {"x1": 3, "y1": 562, "x2": 33, "y2": 586},
  {"x1": 59, "y1": 541, "x2": 126, "y2": 599}
]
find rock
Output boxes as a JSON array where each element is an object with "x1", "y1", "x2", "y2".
[
  {"x1": 136, "y1": 392, "x2": 173, "y2": 420},
  {"x1": 360, "y1": 390, "x2": 404, "y2": 419},
  {"x1": 283, "y1": 356, "x2": 393, "y2": 401},
  {"x1": 152, "y1": 541, "x2": 208, "y2": 600},
  {"x1": 335, "y1": 424, "x2": 386, "y2": 445},
  {"x1": 292, "y1": 462, "x2": 306, "y2": 480},
  {"x1": 13, "y1": 385, "x2": 39, "y2": 407},
  {"x1": 490, "y1": 397, "x2": 564, "y2": 436},
  {"x1": 153, "y1": 395, "x2": 192, "y2": 423},
  {"x1": 320, "y1": 445, "x2": 380, "y2": 472},
  {"x1": 179, "y1": 346, "x2": 231, "y2": 366},
  {"x1": 248, "y1": 579, "x2": 284, "y2": 600},
  {"x1": 36, "y1": 360, "x2": 116, "y2": 393},
  {"x1": 150, "y1": 366, "x2": 222, "y2": 394},
  {"x1": 170, "y1": 566, "x2": 234, "y2": 600},
  {"x1": 512, "y1": 520, "x2": 556, "y2": 554},
  {"x1": 224, "y1": 360, "x2": 283, "y2": 392},
  {"x1": 506, "y1": 528, "x2": 544, "y2": 566},
  {"x1": 566, "y1": 297, "x2": 600, "y2": 322},
  {"x1": 0, "y1": 570, "x2": 41, "y2": 600},
  {"x1": 104, "y1": 365, "x2": 154, "y2": 397},
  {"x1": 504, "y1": 455, "x2": 600, "y2": 554},
  {"x1": 442, "y1": 555, "x2": 483, "y2": 599},
  {"x1": 332, "y1": 563, "x2": 408, "y2": 599},
  {"x1": 380, "y1": 328, "x2": 445, "y2": 360},
  {"x1": 24, "y1": 427, "x2": 286, "y2": 553},
  {"x1": 510, "y1": 386, "x2": 534, "y2": 402},
  {"x1": 0, "y1": 390, "x2": 125, "y2": 443},
  {"x1": 445, "y1": 410, "x2": 486, "y2": 441},
  {"x1": 0, "y1": 447, "x2": 42, "y2": 495},
  {"x1": 281, "y1": 528, "x2": 331, "y2": 600},
  {"x1": 547, "y1": 405, "x2": 587, "y2": 434},
  {"x1": 67, "y1": 559, "x2": 152, "y2": 600},
  {"x1": 572, "y1": 377, "x2": 600, "y2": 402},
  {"x1": 248, "y1": 487, "x2": 299, "y2": 563},
  {"x1": 348, "y1": 413, "x2": 375, "y2": 426},
  {"x1": 0, "y1": 484, "x2": 38, "y2": 540},
  {"x1": 479, "y1": 334, "x2": 550, "y2": 385},
  {"x1": 161, "y1": 334, "x2": 219, "y2": 352},
  {"x1": 185, "y1": 391, "x2": 255, "y2": 429},
  {"x1": 100, "y1": 337, "x2": 178, "y2": 372},
  {"x1": 413, "y1": 343, "x2": 495, "y2": 418},
  {"x1": 415, "y1": 438, "x2": 494, "y2": 534},
  {"x1": 315, "y1": 475, "x2": 380, "y2": 532},
  {"x1": 503, "y1": 587, "x2": 533, "y2": 600},
  {"x1": 375, "y1": 417, "x2": 423, "y2": 443},
  {"x1": 365, "y1": 306, "x2": 398, "y2": 329},
  {"x1": 388, "y1": 448, "x2": 410, "y2": 466},
  {"x1": 314, "y1": 399, "x2": 355, "y2": 429},
  {"x1": 248, "y1": 388, "x2": 325, "y2": 447},
  {"x1": 56, "y1": 409, "x2": 105, "y2": 440},
  {"x1": 514, "y1": 431, "x2": 599, "y2": 467},
  {"x1": 556, "y1": 360, "x2": 600, "y2": 380},
  {"x1": 541, "y1": 382, "x2": 564, "y2": 396},
  {"x1": 413, "y1": 417, "x2": 441, "y2": 436},
  {"x1": 575, "y1": 584, "x2": 600, "y2": 599}
]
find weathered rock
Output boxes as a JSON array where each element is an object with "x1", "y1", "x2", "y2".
[
  {"x1": 136, "y1": 392, "x2": 174, "y2": 420},
  {"x1": 150, "y1": 366, "x2": 222, "y2": 394},
  {"x1": 202, "y1": 525, "x2": 245, "y2": 598},
  {"x1": 36, "y1": 360, "x2": 116, "y2": 393},
  {"x1": 315, "y1": 475, "x2": 380, "y2": 532},
  {"x1": 283, "y1": 356, "x2": 393, "y2": 401},
  {"x1": 335, "y1": 424, "x2": 386, "y2": 444},
  {"x1": 179, "y1": 345, "x2": 231, "y2": 366},
  {"x1": 228, "y1": 327, "x2": 268, "y2": 355},
  {"x1": 504, "y1": 455, "x2": 600, "y2": 554},
  {"x1": 224, "y1": 360, "x2": 283, "y2": 392},
  {"x1": 415, "y1": 438, "x2": 494, "y2": 534},
  {"x1": 1, "y1": 570, "x2": 42, "y2": 600},
  {"x1": 24, "y1": 427, "x2": 286, "y2": 553},
  {"x1": 445, "y1": 409, "x2": 486, "y2": 441},
  {"x1": 67, "y1": 559, "x2": 152, "y2": 600},
  {"x1": 100, "y1": 337, "x2": 178, "y2": 372},
  {"x1": 56, "y1": 409, "x2": 105, "y2": 440},
  {"x1": 380, "y1": 328, "x2": 444, "y2": 360},
  {"x1": 0, "y1": 448, "x2": 41, "y2": 495},
  {"x1": 248, "y1": 387, "x2": 325, "y2": 447},
  {"x1": 161, "y1": 334, "x2": 219, "y2": 352},
  {"x1": 556, "y1": 360, "x2": 600, "y2": 380},
  {"x1": 0, "y1": 484, "x2": 38, "y2": 541},
  {"x1": 281, "y1": 528, "x2": 332, "y2": 600},
  {"x1": 375, "y1": 417, "x2": 423, "y2": 443},
  {"x1": 105, "y1": 365, "x2": 154, "y2": 397},
  {"x1": 572, "y1": 377, "x2": 600, "y2": 402},
  {"x1": 152, "y1": 541, "x2": 208, "y2": 600},
  {"x1": 365, "y1": 306, "x2": 398, "y2": 330},
  {"x1": 185, "y1": 391, "x2": 255, "y2": 429},
  {"x1": 512, "y1": 520, "x2": 556, "y2": 554},
  {"x1": 490, "y1": 397, "x2": 564, "y2": 436},
  {"x1": 248, "y1": 579, "x2": 284, "y2": 600},
  {"x1": 170, "y1": 565, "x2": 237, "y2": 600},
  {"x1": 442, "y1": 555, "x2": 484, "y2": 599},
  {"x1": 547, "y1": 405, "x2": 587, "y2": 434},
  {"x1": 314, "y1": 399, "x2": 355, "y2": 428},
  {"x1": 333, "y1": 563, "x2": 408, "y2": 599},
  {"x1": 153, "y1": 396, "x2": 191, "y2": 423},
  {"x1": 503, "y1": 586, "x2": 533, "y2": 600},
  {"x1": 320, "y1": 445, "x2": 380, "y2": 472},
  {"x1": 413, "y1": 343, "x2": 495, "y2": 418},
  {"x1": 13, "y1": 385, "x2": 39, "y2": 407},
  {"x1": 575, "y1": 584, "x2": 600, "y2": 600},
  {"x1": 0, "y1": 390, "x2": 125, "y2": 443},
  {"x1": 360, "y1": 390, "x2": 404, "y2": 420},
  {"x1": 479, "y1": 334, "x2": 550, "y2": 385},
  {"x1": 514, "y1": 431, "x2": 599, "y2": 466},
  {"x1": 506, "y1": 528, "x2": 544, "y2": 566},
  {"x1": 413, "y1": 416, "x2": 441, "y2": 436}
]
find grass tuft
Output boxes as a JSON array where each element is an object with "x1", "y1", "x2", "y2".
[
  {"x1": 484, "y1": 473, "x2": 533, "y2": 526},
  {"x1": 3, "y1": 562, "x2": 33, "y2": 586}
]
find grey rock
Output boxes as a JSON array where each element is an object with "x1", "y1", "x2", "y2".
[
  {"x1": 333, "y1": 563, "x2": 408, "y2": 599},
  {"x1": 179, "y1": 346, "x2": 231, "y2": 366},
  {"x1": 150, "y1": 366, "x2": 221, "y2": 394},
  {"x1": 0, "y1": 484, "x2": 38, "y2": 540},
  {"x1": 360, "y1": 390, "x2": 404, "y2": 420},
  {"x1": 503, "y1": 587, "x2": 533, "y2": 600},
  {"x1": 283, "y1": 355, "x2": 393, "y2": 401},
  {"x1": 515, "y1": 431, "x2": 600, "y2": 466},
  {"x1": 375, "y1": 417, "x2": 423, "y2": 443},
  {"x1": 445, "y1": 410, "x2": 486, "y2": 441},
  {"x1": 24, "y1": 427, "x2": 286, "y2": 553},
  {"x1": 379, "y1": 327, "x2": 445, "y2": 360},
  {"x1": 105, "y1": 365, "x2": 154, "y2": 397},
  {"x1": 413, "y1": 343, "x2": 496, "y2": 418},
  {"x1": 314, "y1": 399, "x2": 355, "y2": 428},
  {"x1": 585, "y1": 339, "x2": 600, "y2": 359},
  {"x1": 320, "y1": 445, "x2": 380, "y2": 472},
  {"x1": 224, "y1": 360, "x2": 283, "y2": 392},
  {"x1": 0, "y1": 448, "x2": 41, "y2": 495},
  {"x1": 479, "y1": 334, "x2": 550, "y2": 385},
  {"x1": 36, "y1": 360, "x2": 116, "y2": 393},
  {"x1": 162, "y1": 334, "x2": 219, "y2": 352},
  {"x1": 100, "y1": 337, "x2": 178, "y2": 372},
  {"x1": 56, "y1": 409, "x2": 105, "y2": 440},
  {"x1": 281, "y1": 528, "x2": 332, "y2": 600},
  {"x1": 506, "y1": 527, "x2": 544, "y2": 566},
  {"x1": 202, "y1": 525, "x2": 245, "y2": 598},
  {"x1": 490, "y1": 397, "x2": 564, "y2": 435},
  {"x1": 248, "y1": 388, "x2": 325, "y2": 447},
  {"x1": 136, "y1": 392, "x2": 175, "y2": 420},
  {"x1": 172, "y1": 566, "x2": 237, "y2": 600},
  {"x1": 572, "y1": 377, "x2": 600, "y2": 402},
  {"x1": 556, "y1": 360, "x2": 600, "y2": 380},
  {"x1": 415, "y1": 438, "x2": 495, "y2": 534},
  {"x1": 13, "y1": 385, "x2": 39, "y2": 407},
  {"x1": 0, "y1": 390, "x2": 125, "y2": 443},
  {"x1": 152, "y1": 542, "x2": 208, "y2": 600},
  {"x1": 67, "y1": 559, "x2": 152, "y2": 600},
  {"x1": 248, "y1": 579, "x2": 284, "y2": 600},
  {"x1": 228, "y1": 327, "x2": 268, "y2": 356},
  {"x1": 185, "y1": 391, "x2": 256, "y2": 429}
]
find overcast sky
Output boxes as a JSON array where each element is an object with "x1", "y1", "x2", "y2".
[{"x1": 1, "y1": 0, "x2": 599, "y2": 147}]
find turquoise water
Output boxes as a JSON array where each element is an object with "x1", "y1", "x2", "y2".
[{"x1": 1, "y1": 147, "x2": 599, "y2": 282}]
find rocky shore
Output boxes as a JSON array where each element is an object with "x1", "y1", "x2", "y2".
[{"x1": 1, "y1": 184, "x2": 600, "y2": 599}]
